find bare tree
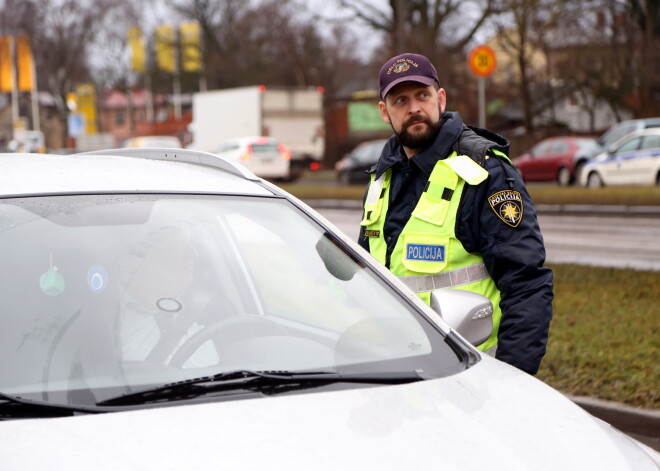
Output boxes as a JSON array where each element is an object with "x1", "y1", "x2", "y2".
[
  {"x1": 168, "y1": 0, "x2": 248, "y2": 89},
  {"x1": 169, "y1": 0, "x2": 362, "y2": 93},
  {"x1": 334, "y1": 0, "x2": 505, "y2": 93},
  {"x1": 629, "y1": 0, "x2": 660, "y2": 117},
  {"x1": 3, "y1": 0, "x2": 139, "y2": 137},
  {"x1": 491, "y1": 0, "x2": 575, "y2": 134}
]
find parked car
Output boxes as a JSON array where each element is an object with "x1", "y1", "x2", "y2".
[
  {"x1": 214, "y1": 136, "x2": 290, "y2": 180},
  {"x1": 0, "y1": 149, "x2": 658, "y2": 470},
  {"x1": 597, "y1": 117, "x2": 660, "y2": 152},
  {"x1": 512, "y1": 136, "x2": 600, "y2": 186},
  {"x1": 335, "y1": 139, "x2": 388, "y2": 184},
  {"x1": 580, "y1": 128, "x2": 660, "y2": 188},
  {"x1": 122, "y1": 135, "x2": 182, "y2": 149}
]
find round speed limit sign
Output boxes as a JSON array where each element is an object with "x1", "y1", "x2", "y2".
[{"x1": 469, "y1": 46, "x2": 496, "y2": 77}]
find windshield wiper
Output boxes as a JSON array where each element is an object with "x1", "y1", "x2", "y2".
[
  {"x1": 0, "y1": 390, "x2": 104, "y2": 419},
  {"x1": 97, "y1": 369, "x2": 426, "y2": 407}
]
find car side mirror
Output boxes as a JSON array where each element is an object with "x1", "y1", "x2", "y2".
[
  {"x1": 315, "y1": 233, "x2": 364, "y2": 281},
  {"x1": 429, "y1": 289, "x2": 493, "y2": 346}
]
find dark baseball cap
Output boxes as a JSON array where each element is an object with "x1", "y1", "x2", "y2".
[{"x1": 379, "y1": 53, "x2": 439, "y2": 99}]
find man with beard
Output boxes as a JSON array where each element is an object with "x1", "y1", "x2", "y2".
[{"x1": 358, "y1": 53, "x2": 553, "y2": 375}]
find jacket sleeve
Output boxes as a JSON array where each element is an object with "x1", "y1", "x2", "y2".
[{"x1": 457, "y1": 157, "x2": 554, "y2": 375}]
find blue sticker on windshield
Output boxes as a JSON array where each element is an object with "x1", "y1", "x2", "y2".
[
  {"x1": 87, "y1": 265, "x2": 108, "y2": 293},
  {"x1": 405, "y1": 244, "x2": 446, "y2": 262}
]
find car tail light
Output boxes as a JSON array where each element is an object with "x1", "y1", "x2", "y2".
[
  {"x1": 241, "y1": 144, "x2": 252, "y2": 161},
  {"x1": 277, "y1": 144, "x2": 291, "y2": 161},
  {"x1": 309, "y1": 161, "x2": 320, "y2": 171}
]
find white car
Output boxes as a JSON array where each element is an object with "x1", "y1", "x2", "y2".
[
  {"x1": 214, "y1": 136, "x2": 291, "y2": 180},
  {"x1": 0, "y1": 149, "x2": 657, "y2": 470},
  {"x1": 581, "y1": 128, "x2": 660, "y2": 187}
]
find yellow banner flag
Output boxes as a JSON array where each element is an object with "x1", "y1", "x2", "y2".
[
  {"x1": 155, "y1": 25, "x2": 176, "y2": 73},
  {"x1": 179, "y1": 22, "x2": 201, "y2": 72},
  {"x1": 76, "y1": 83, "x2": 97, "y2": 134},
  {"x1": 128, "y1": 27, "x2": 146, "y2": 73},
  {"x1": 17, "y1": 36, "x2": 33, "y2": 91},
  {"x1": 0, "y1": 36, "x2": 14, "y2": 93}
]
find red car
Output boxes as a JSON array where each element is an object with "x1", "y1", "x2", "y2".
[{"x1": 512, "y1": 136, "x2": 600, "y2": 186}]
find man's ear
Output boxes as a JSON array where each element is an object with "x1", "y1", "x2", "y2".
[
  {"x1": 379, "y1": 101, "x2": 391, "y2": 124},
  {"x1": 438, "y1": 88, "x2": 447, "y2": 113}
]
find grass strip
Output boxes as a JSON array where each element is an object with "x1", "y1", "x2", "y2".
[{"x1": 538, "y1": 264, "x2": 659, "y2": 408}]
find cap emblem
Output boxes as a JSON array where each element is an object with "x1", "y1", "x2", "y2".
[
  {"x1": 393, "y1": 62, "x2": 410, "y2": 73},
  {"x1": 388, "y1": 58, "x2": 419, "y2": 75}
]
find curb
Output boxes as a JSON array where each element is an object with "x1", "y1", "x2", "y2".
[{"x1": 569, "y1": 396, "x2": 660, "y2": 451}]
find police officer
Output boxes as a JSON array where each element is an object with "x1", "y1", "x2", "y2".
[{"x1": 359, "y1": 53, "x2": 553, "y2": 375}]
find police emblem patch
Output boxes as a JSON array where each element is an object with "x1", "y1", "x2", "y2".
[
  {"x1": 488, "y1": 190, "x2": 523, "y2": 227},
  {"x1": 393, "y1": 62, "x2": 410, "y2": 73}
]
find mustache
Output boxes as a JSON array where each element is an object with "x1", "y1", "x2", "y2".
[{"x1": 403, "y1": 114, "x2": 433, "y2": 129}]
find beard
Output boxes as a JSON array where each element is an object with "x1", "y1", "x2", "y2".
[{"x1": 394, "y1": 114, "x2": 442, "y2": 149}]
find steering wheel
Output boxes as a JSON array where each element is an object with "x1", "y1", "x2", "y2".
[{"x1": 168, "y1": 314, "x2": 287, "y2": 368}]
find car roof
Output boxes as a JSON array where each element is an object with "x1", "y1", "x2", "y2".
[{"x1": 0, "y1": 148, "x2": 276, "y2": 198}]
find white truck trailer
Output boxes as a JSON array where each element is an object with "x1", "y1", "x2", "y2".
[{"x1": 188, "y1": 86, "x2": 325, "y2": 180}]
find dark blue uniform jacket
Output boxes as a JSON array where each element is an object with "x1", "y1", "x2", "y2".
[{"x1": 358, "y1": 112, "x2": 554, "y2": 375}]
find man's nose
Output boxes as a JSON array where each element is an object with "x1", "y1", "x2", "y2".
[{"x1": 406, "y1": 97, "x2": 422, "y2": 114}]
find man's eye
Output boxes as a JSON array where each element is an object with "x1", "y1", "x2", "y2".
[{"x1": 394, "y1": 97, "x2": 406, "y2": 104}]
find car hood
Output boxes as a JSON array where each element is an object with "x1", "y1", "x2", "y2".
[{"x1": 0, "y1": 357, "x2": 656, "y2": 470}]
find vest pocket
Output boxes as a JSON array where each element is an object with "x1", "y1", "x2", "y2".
[
  {"x1": 360, "y1": 198, "x2": 383, "y2": 226},
  {"x1": 400, "y1": 232, "x2": 449, "y2": 273},
  {"x1": 411, "y1": 197, "x2": 451, "y2": 225},
  {"x1": 411, "y1": 162, "x2": 458, "y2": 226}
]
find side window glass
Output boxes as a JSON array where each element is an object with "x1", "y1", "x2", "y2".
[
  {"x1": 614, "y1": 137, "x2": 641, "y2": 153},
  {"x1": 553, "y1": 141, "x2": 569, "y2": 153},
  {"x1": 640, "y1": 135, "x2": 660, "y2": 150}
]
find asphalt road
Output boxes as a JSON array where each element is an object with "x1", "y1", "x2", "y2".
[{"x1": 314, "y1": 207, "x2": 660, "y2": 272}]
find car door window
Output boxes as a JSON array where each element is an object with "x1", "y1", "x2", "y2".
[
  {"x1": 614, "y1": 137, "x2": 641, "y2": 154},
  {"x1": 640, "y1": 135, "x2": 660, "y2": 150}
]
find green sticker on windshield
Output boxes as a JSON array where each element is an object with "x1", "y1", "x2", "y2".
[{"x1": 39, "y1": 255, "x2": 65, "y2": 296}]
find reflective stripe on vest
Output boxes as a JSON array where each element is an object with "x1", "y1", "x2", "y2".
[{"x1": 398, "y1": 262, "x2": 490, "y2": 292}]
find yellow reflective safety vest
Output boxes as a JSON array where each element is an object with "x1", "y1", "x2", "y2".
[{"x1": 361, "y1": 153, "x2": 501, "y2": 351}]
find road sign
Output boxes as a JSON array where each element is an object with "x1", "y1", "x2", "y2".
[{"x1": 469, "y1": 46, "x2": 496, "y2": 77}]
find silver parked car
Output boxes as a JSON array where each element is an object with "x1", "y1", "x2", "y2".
[
  {"x1": 580, "y1": 128, "x2": 660, "y2": 187},
  {"x1": 0, "y1": 149, "x2": 657, "y2": 470}
]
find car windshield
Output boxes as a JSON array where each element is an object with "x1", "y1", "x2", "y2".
[{"x1": 1, "y1": 194, "x2": 465, "y2": 408}]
